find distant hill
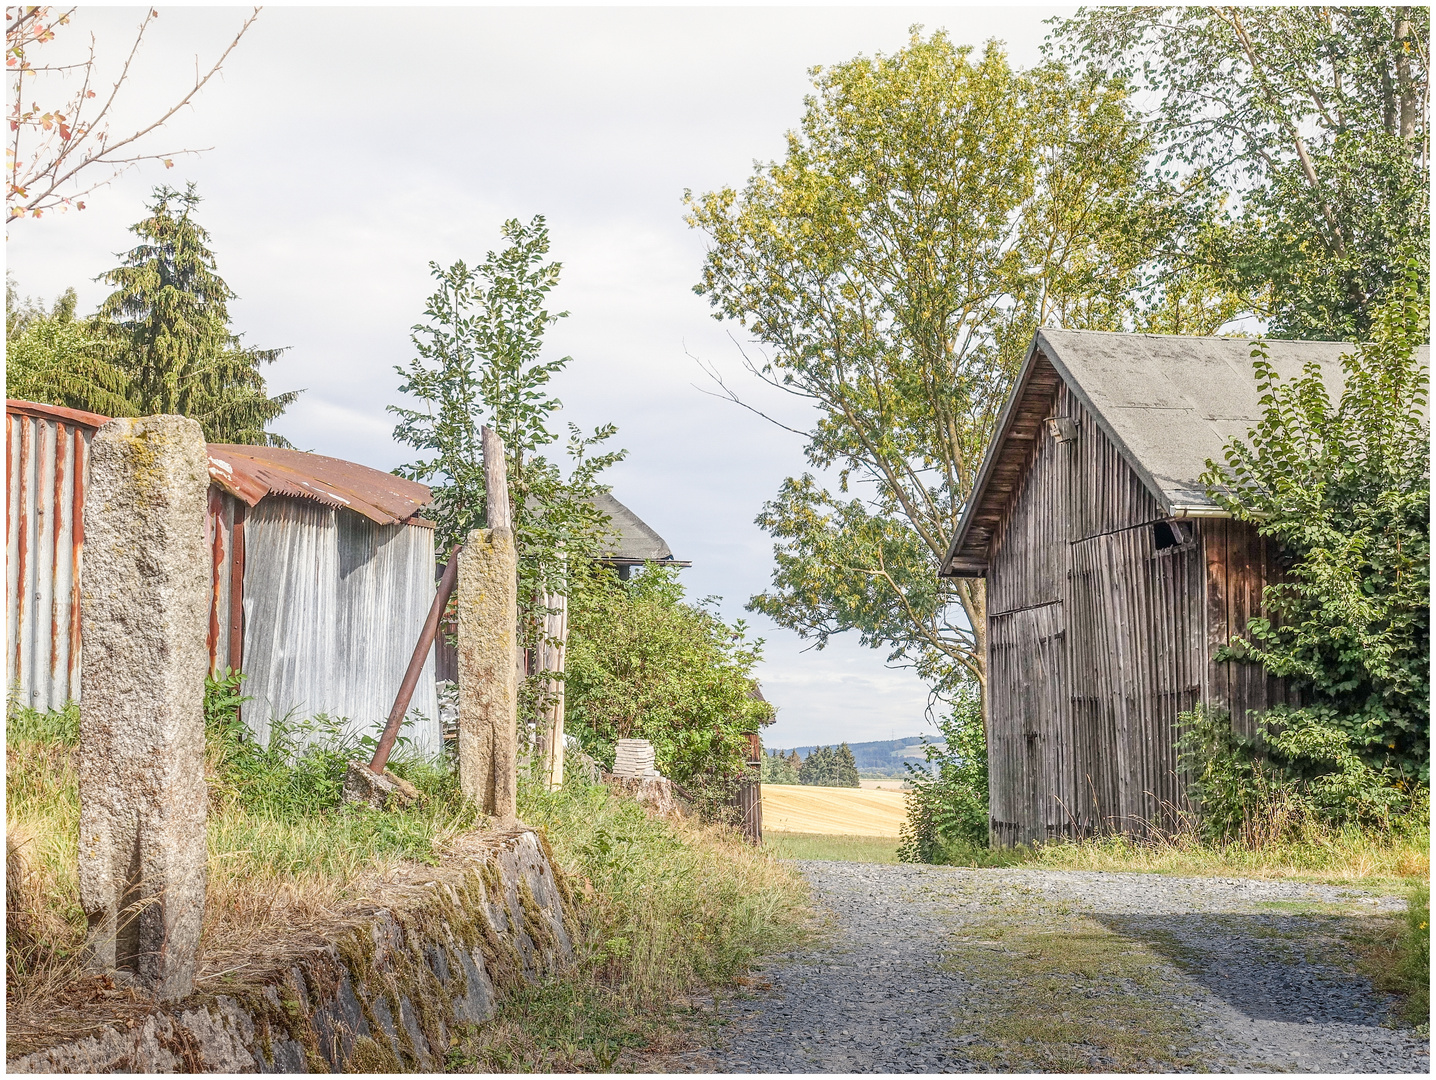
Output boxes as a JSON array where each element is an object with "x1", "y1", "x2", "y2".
[{"x1": 768, "y1": 735, "x2": 944, "y2": 777}]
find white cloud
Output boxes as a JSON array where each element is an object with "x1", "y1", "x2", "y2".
[{"x1": 6, "y1": 5, "x2": 1070, "y2": 744}]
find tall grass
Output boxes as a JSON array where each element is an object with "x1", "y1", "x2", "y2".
[
  {"x1": 5, "y1": 691, "x2": 477, "y2": 1019},
  {"x1": 447, "y1": 780, "x2": 813, "y2": 1071}
]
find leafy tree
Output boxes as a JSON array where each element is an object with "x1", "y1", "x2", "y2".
[
  {"x1": 686, "y1": 29, "x2": 1163, "y2": 701},
  {"x1": 898, "y1": 691, "x2": 988, "y2": 861},
  {"x1": 563, "y1": 563, "x2": 773, "y2": 789},
  {"x1": 95, "y1": 183, "x2": 298, "y2": 444},
  {"x1": 5, "y1": 281, "x2": 137, "y2": 416},
  {"x1": 1201, "y1": 268, "x2": 1429, "y2": 802},
  {"x1": 1050, "y1": 6, "x2": 1430, "y2": 340},
  {"x1": 761, "y1": 749, "x2": 800, "y2": 785},
  {"x1": 390, "y1": 215, "x2": 623, "y2": 583}
]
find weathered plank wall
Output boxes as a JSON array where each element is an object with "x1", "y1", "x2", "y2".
[{"x1": 985, "y1": 365, "x2": 1284, "y2": 846}]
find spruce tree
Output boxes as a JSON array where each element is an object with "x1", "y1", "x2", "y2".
[
  {"x1": 95, "y1": 183, "x2": 298, "y2": 444},
  {"x1": 836, "y1": 743, "x2": 860, "y2": 787}
]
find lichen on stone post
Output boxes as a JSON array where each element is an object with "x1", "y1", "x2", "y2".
[
  {"x1": 78, "y1": 414, "x2": 210, "y2": 1002},
  {"x1": 456, "y1": 526, "x2": 519, "y2": 821}
]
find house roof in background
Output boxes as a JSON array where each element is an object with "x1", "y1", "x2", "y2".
[
  {"x1": 941, "y1": 330, "x2": 1430, "y2": 576},
  {"x1": 592, "y1": 490, "x2": 689, "y2": 566}
]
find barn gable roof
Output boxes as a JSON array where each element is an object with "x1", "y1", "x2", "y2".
[
  {"x1": 940, "y1": 329, "x2": 1430, "y2": 577},
  {"x1": 591, "y1": 491, "x2": 690, "y2": 567}
]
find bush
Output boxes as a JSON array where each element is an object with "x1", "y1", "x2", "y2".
[
  {"x1": 564, "y1": 562, "x2": 772, "y2": 789},
  {"x1": 1201, "y1": 270, "x2": 1429, "y2": 796},
  {"x1": 898, "y1": 691, "x2": 988, "y2": 862}
]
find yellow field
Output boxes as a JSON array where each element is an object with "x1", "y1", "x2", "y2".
[{"x1": 761, "y1": 783, "x2": 909, "y2": 837}]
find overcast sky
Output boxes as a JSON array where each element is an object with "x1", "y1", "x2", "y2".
[{"x1": 6, "y1": 3, "x2": 1070, "y2": 748}]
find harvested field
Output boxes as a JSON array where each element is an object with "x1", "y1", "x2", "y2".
[{"x1": 761, "y1": 784, "x2": 908, "y2": 837}]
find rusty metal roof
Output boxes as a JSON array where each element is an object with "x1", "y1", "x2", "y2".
[
  {"x1": 206, "y1": 445, "x2": 434, "y2": 527},
  {"x1": 5, "y1": 400, "x2": 434, "y2": 528},
  {"x1": 6, "y1": 398, "x2": 112, "y2": 431}
]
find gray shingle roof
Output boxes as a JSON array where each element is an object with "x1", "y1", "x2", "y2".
[
  {"x1": 592, "y1": 491, "x2": 685, "y2": 565},
  {"x1": 941, "y1": 328, "x2": 1429, "y2": 576}
]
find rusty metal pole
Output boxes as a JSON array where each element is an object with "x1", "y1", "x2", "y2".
[{"x1": 368, "y1": 542, "x2": 463, "y2": 775}]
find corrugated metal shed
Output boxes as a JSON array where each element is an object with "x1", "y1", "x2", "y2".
[
  {"x1": 6, "y1": 401, "x2": 102, "y2": 709},
  {"x1": 6, "y1": 399, "x2": 442, "y2": 756},
  {"x1": 943, "y1": 330, "x2": 1431, "y2": 576}
]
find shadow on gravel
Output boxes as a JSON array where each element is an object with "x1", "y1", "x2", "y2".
[{"x1": 1097, "y1": 911, "x2": 1400, "y2": 1028}]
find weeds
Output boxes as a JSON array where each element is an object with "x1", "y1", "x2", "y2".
[
  {"x1": 5, "y1": 682, "x2": 476, "y2": 1020},
  {"x1": 448, "y1": 779, "x2": 812, "y2": 1071},
  {"x1": 1354, "y1": 884, "x2": 1430, "y2": 1030}
]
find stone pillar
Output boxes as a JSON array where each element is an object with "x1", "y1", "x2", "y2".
[
  {"x1": 77, "y1": 415, "x2": 210, "y2": 1001},
  {"x1": 457, "y1": 527, "x2": 519, "y2": 821},
  {"x1": 456, "y1": 425, "x2": 519, "y2": 821}
]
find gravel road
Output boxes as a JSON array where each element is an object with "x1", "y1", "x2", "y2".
[{"x1": 707, "y1": 862, "x2": 1429, "y2": 1073}]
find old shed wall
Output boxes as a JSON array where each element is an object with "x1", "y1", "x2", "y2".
[
  {"x1": 986, "y1": 372, "x2": 1280, "y2": 846},
  {"x1": 6, "y1": 409, "x2": 92, "y2": 710},
  {"x1": 240, "y1": 498, "x2": 440, "y2": 755}
]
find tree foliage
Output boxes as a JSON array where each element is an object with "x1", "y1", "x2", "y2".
[
  {"x1": 5, "y1": 281, "x2": 137, "y2": 416},
  {"x1": 1202, "y1": 270, "x2": 1429, "y2": 796},
  {"x1": 95, "y1": 183, "x2": 298, "y2": 444},
  {"x1": 796, "y1": 744, "x2": 860, "y2": 788},
  {"x1": 1051, "y1": 6, "x2": 1430, "y2": 340},
  {"x1": 390, "y1": 216, "x2": 624, "y2": 586},
  {"x1": 563, "y1": 563, "x2": 774, "y2": 787},
  {"x1": 897, "y1": 691, "x2": 988, "y2": 861},
  {"x1": 687, "y1": 29, "x2": 1167, "y2": 696},
  {"x1": 761, "y1": 749, "x2": 802, "y2": 785}
]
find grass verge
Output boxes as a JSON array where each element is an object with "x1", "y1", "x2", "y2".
[
  {"x1": 1353, "y1": 884, "x2": 1430, "y2": 1031},
  {"x1": 445, "y1": 782, "x2": 814, "y2": 1072},
  {"x1": 763, "y1": 830, "x2": 900, "y2": 864},
  {"x1": 5, "y1": 697, "x2": 477, "y2": 1032}
]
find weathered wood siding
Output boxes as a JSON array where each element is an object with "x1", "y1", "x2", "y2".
[{"x1": 985, "y1": 367, "x2": 1285, "y2": 845}]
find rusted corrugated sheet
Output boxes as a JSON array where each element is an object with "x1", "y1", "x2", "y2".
[
  {"x1": 240, "y1": 499, "x2": 440, "y2": 756},
  {"x1": 207, "y1": 445, "x2": 435, "y2": 528},
  {"x1": 6, "y1": 404, "x2": 96, "y2": 710}
]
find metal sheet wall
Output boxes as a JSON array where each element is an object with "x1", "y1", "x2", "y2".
[
  {"x1": 6, "y1": 411, "x2": 90, "y2": 710},
  {"x1": 241, "y1": 499, "x2": 439, "y2": 756}
]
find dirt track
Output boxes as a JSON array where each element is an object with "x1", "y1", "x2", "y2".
[{"x1": 696, "y1": 862, "x2": 1429, "y2": 1074}]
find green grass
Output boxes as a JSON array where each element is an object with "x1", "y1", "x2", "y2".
[
  {"x1": 446, "y1": 781, "x2": 813, "y2": 1071},
  {"x1": 1355, "y1": 884, "x2": 1429, "y2": 1031},
  {"x1": 763, "y1": 830, "x2": 903, "y2": 864},
  {"x1": 5, "y1": 694, "x2": 478, "y2": 1017}
]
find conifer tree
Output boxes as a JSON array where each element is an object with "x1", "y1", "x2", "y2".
[{"x1": 95, "y1": 183, "x2": 298, "y2": 444}]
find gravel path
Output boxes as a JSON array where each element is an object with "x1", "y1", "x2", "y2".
[{"x1": 708, "y1": 862, "x2": 1429, "y2": 1073}]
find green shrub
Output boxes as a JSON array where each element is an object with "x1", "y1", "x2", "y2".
[
  {"x1": 898, "y1": 691, "x2": 988, "y2": 862},
  {"x1": 1201, "y1": 271, "x2": 1429, "y2": 793},
  {"x1": 1177, "y1": 704, "x2": 1417, "y2": 842},
  {"x1": 564, "y1": 562, "x2": 772, "y2": 789}
]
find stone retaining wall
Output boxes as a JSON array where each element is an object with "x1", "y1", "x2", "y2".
[{"x1": 9, "y1": 829, "x2": 574, "y2": 1074}]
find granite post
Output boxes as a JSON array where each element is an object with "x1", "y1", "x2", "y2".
[
  {"x1": 78, "y1": 415, "x2": 210, "y2": 1001},
  {"x1": 456, "y1": 426, "x2": 519, "y2": 821}
]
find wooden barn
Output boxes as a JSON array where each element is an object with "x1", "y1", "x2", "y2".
[{"x1": 939, "y1": 330, "x2": 1429, "y2": 847}]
